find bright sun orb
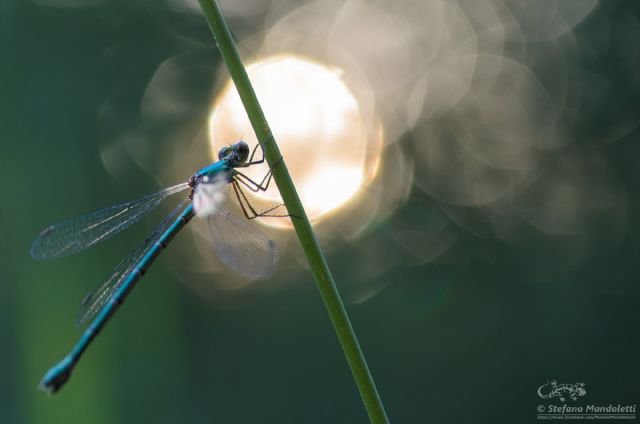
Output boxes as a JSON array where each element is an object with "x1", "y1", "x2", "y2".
[{"x1": 209, "y1": 56, "x2": 373, "y2": 227}]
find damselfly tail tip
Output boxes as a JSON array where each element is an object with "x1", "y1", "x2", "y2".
[{"x1": 38, "y1": 357, "x2": 74, "y2": 394}]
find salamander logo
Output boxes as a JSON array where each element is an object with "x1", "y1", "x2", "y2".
[{"x1": 537, "y1": 380, "x2": 587, "y2": 402}]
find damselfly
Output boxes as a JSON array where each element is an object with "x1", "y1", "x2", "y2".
[{"x1": 31, "y1": 140, "x2": 287, "y2": 393}]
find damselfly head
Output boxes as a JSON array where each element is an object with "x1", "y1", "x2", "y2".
[
  {"x1": 234, "y1": 141, "x2": 250, "y2": 163},
  {"x1": 218, "y1": 141, "x2": 250, "y2": 163}
]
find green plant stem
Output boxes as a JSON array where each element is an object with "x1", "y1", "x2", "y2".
[{"x1": 196, "y1": 1, "x2": 389, "y2": 422}]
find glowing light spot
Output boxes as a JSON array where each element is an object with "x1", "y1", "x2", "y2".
[
  {"x1": 299, "y1": 165, "x2": 364, "y2": 218},
  {"x1": 209, "y1": 56, "x2": 379, "y2": 227}
]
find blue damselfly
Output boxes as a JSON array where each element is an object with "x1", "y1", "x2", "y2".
[{"x1": 31, "y1": 141, "x2": 286, "y2": 393}]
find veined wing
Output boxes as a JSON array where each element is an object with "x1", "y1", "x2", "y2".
[
  {"x1": 30, "y1": 183, "x2": 189, "y2": 261},
  {"x1": 207, "y1": 206, "x2": 277, "y2": 278},
  {"x1": 75, "y1": 197, "x2": 190, "y2": 326},
  {"x1": 193, "y1": 171, "x2": 230, "y2": 217}
]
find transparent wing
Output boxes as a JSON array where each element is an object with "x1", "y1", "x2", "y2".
[
  {"x1": 193, "y1": 171, "x2": 230, "y2": 217},
  {"x1": 30, "y1": 183, "x2": 189, "y2": 261},
  {"x1": 207, "y1": 206, "x2": 277, "y2": 278},
  {"x1": 75, "y1": 197, "x2": 190, "y2": 326}
]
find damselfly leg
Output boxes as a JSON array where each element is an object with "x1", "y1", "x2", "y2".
[
  {"x1": 244, "y1": 135, "x2": 273, "y2": 166},
  {"x1": 233, "y1": 145, "x2": 290, "y2": 219},
  {"x1": 229, "y1": 138, "x2": 291, "y2": 219},
  {"x1": 231, "y1": 179, "x2": 288, "y2": 220},
  {"x1": 233, "y1": 156, "x2": 283, "y2": 193}
]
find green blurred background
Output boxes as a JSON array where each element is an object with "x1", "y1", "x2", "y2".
[{"x1": 2, "y1": 0, "x2": 640, "y2": 423}]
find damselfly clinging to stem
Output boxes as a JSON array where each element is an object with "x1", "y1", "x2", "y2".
[{"x1": 31, "y1": 140, "x2": 288, "y2": 393}]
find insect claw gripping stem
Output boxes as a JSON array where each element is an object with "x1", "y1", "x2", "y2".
[{"x1": 234, "y1": 154, "x2": 284, "y2": 194}]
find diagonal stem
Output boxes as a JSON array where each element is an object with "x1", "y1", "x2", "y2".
[{"x1": 196, "y1": 1, "x2": 389, "y2": 422}]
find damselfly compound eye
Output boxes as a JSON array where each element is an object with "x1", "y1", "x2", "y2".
[{"x1": 217, "y1": 147, "x2": 230, "y2": 160}]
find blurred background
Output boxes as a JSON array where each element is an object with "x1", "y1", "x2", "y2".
[{"x1": 1, "y1": 0, "x2": 640, "y2": 422}]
